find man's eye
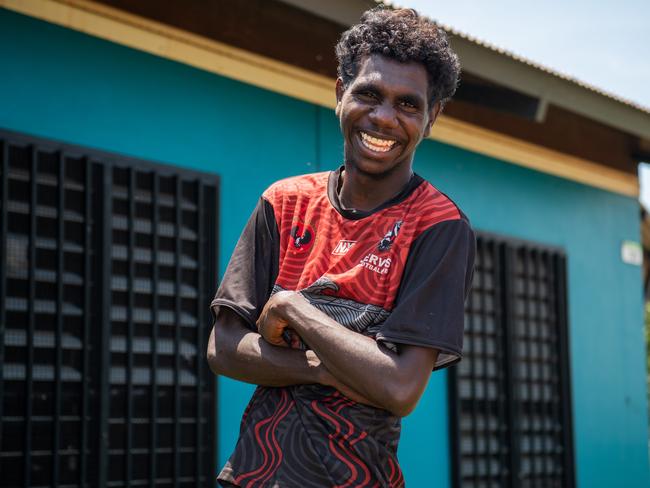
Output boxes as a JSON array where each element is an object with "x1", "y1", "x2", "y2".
[
  {"x1": 400, "y1": 101, "x2": 418, "y2": 111},
  {"x1": 358, "y1": 91, "x2": 378, "y2": 101}
]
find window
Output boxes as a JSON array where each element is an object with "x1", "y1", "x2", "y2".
[
  {"x1": 0, "y1": 130, "x2": 218, "y2": 487},
  {"x1": 448, "y1": 233, "x2": 575, "y2": 488}
]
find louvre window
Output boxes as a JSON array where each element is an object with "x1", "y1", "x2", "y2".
[
  {"x1": 449, "y1": 234, "x2": 575, "y2": 488},
  {"x1": 0, "y1": 130, "x2": 218, "y2": 488}
]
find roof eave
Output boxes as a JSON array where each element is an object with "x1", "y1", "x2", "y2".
[
  {"x1": 279, "y1": 0, "x2": 650, "y2": 145},
  {"x1": 451, "y1": 35, "x2": 650, "y2": 142}
]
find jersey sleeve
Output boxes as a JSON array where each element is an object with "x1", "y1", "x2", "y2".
[
  {"x1": 376, "y1": 218, "x2": 476, "y2": 370},
  {"x1": 210, "y1": 197, "x2": 279, "y2": 331}
]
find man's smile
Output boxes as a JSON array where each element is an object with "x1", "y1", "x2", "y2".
[{"x1": 359, "y1": 131, "x2": 399, "y2": 153}]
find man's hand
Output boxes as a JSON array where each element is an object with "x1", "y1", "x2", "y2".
[
  {"x1": 255, "y1": 292, "x2": 385, "y2": 408},
  {"x1": 261, "y1": 290, "x2": 438, "y2": 417},
  {"x1": 208, "y1": 306, "x2": 379, "y2": 407},
  {"x1": 208, "y1": 306, "x2": 324, "y2": 386},
  {"x1": 256, "y1": 291, "x2": 297, "y2": 347}
]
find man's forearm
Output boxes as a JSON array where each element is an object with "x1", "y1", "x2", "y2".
[
  {"x1": 209, "y1": 307, "x2": 387, "y2": 408},
  {"x1": 279, "y1": 294, "x2": 435, "y2": 416},
  {"x1": 207, "y1": 308, "x2": 323, "y2": 387},
  {"x1": 290, "y1": 307, "x2": 402, "y2": 411}
]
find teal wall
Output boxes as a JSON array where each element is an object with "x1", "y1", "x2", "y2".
[{"x1": 2, "y1": 9, "x2": 649, "y2": 487}]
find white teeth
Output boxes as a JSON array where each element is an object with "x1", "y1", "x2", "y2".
[{"x1": 360, "y1": 132, "x2": 396, "y2": 153}]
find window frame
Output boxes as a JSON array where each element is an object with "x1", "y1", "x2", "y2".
[
  {"x1": 0, "y1": 128, "x2": 219, "y2": 487},
  {"x1": 448, "y1": 231, "x2": 576, "y2": 488}
]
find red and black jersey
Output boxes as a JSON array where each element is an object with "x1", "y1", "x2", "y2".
[{"x1": 212, "y1": 167, "x2": 475, "y2": 487}]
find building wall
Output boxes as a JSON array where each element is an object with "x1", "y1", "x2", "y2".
[{"x1": 1, "y1": 9, "x2": 649, "y2": 487}]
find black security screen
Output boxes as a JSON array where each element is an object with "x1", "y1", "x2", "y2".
[
  {"x1": 0, "y1": 130, "x2": 218, "y2": 487},
  {"x1": 449, "y1": 234, "x2": 575, "y2": 488}
]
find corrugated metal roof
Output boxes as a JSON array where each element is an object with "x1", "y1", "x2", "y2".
[{"x1": 376, "y1": 0, "x2": 650, "y2": 115}]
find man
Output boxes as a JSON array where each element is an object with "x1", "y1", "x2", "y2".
[{"x1": 207, "y1": 7, "x2": 475, "y2": 487}]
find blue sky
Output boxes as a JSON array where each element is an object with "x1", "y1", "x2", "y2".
[{"x1": 398, "y1": 0, "x2": 650, "y2": 207}]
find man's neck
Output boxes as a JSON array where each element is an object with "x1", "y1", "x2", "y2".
[{"x1": 338, "y1": 164, "x2": 413, "y2": 212}]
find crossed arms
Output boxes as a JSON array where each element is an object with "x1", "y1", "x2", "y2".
[{"x1": 206, "y1": 290, "x2": 438, "y2": 417}]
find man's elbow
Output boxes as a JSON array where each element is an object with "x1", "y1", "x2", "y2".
[
  {"x1": 387, "y1": 383, "x2": 423, "y2": 417},
  {"x1": 206, "y1": 325, "x2": 230, "y2": 376},
  {"x1": 388, "y1": 398, "x2": 417, "y2": 418},
  {"x1": 206, "y1": 346, "x2": 220, "y2": 376}
]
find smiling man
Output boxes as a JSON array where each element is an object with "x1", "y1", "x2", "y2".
[{"x1": 207, "y1": 7, "x2": 475, "y2": 487}]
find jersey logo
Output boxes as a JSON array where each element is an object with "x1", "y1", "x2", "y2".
[
  {"x1": 290, "y1": 221, "x2": 315, "y2": 254},
  {"x1": 332, "y1": 240, "x2": 356, "y2": 256},
  {"x1": 360, "y1": 253, "x2": 392, "y2": 275},
  {"x1": 378, "y1": 220, "x2": 402, "y2": 252}
]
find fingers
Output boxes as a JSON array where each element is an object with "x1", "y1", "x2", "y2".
[
  {"x1": 257, "y1": 317, "x2": 290, "y2": 348},
  {"x1": 282, "y1": 329, "x2": 294, "y2": 347},
  {"x1": 268, "y1": 337, "x2": 289, "y2": 347},
  {"x1": 290, "y1": 332, "x2": 301, "y2": 349},
  {"x1": 285, "y1": 329, "x2": 303, "y2": 349},
  {"x1": 256, "y1": 297, "x2": 297, "y2": 347}
]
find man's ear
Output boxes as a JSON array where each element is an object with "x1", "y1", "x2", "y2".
[
  {"x1": 335, "y1": 78, "x2": 345, "y2": 116},
  {"x1": 424, "y1": 101, "x2": 442, "y2": 136}
]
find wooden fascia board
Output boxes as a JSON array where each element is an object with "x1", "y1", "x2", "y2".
[{"x1": 0, "y1": 0, "x2": 639, "y2": 197}]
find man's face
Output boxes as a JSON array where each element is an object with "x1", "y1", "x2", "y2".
[{"x1": 336, "y1": 54, "x2": 441, "y2": 179}]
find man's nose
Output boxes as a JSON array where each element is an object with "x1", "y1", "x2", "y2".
[{"x1": 369, "y1": 101, "x2": 398, "y2": 129}]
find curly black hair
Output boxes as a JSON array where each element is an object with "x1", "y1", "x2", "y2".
[{"x1": 335, "y1": 7, "x2": 460, "y2": 107}]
